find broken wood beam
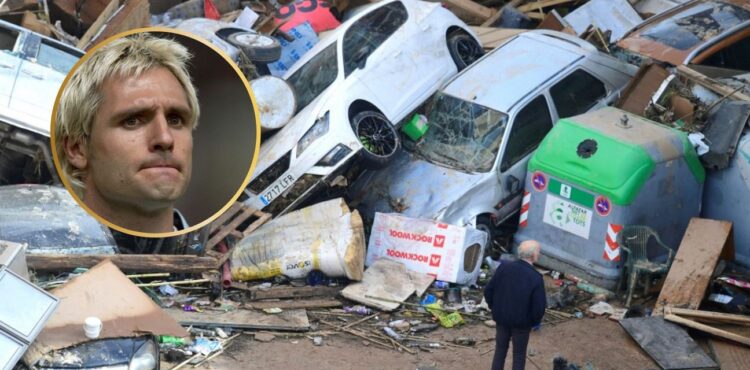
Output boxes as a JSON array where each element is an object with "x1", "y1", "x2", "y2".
[
  {"x1": 250, "y1": 285, "x2": 342, "y2": 300},
  {"x1": 245, "y1": 298, "x2": 342, "y2": 310},
  {"x1": 665, "y1": 314, "x2": 750, "y2": 347},
  {"x1": 27, "y1": 254, "x2": 219, "y2": 273},
  {"x1": 517, "y1": 0, "x2": 574, "y2": 13},
  {"x1": 677, "y1": 66, "x2": 750, "y2": 102},
  {"x1": 480, "y1": 0, "x2": 523, "y2": 27},
  {"x1": 667, "y1": 307, "x2": 750, "y2": 325},
  {"x1": 442, "y1": 0, "x2": 495, "y2": 21}
]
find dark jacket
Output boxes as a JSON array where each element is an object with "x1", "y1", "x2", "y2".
[{"x1": 484, "y1": 259, "x2": 546, "y2": 328}]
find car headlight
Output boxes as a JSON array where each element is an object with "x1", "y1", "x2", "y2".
[
  {"x1": 316, "y1": 144, "x2": 352, "y2": 167},
  {"x1": 129, "y1": 339, "x2": 157, "y2": 370},
  {"x1": 296, "y1": 112, "x2": 330, "y2": 156}
]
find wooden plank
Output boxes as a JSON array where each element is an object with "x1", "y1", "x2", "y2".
[
  {"x1": 166, "y1": 308, "x2": 310, "y2": 331},
  {"x1": 205, "y1": 205, "x2": 257, "y2": 251},
  {"x1": 619, "y1": 317, "x2": 718, "y2": 369},
  {"x1": 537, "y1": 9, "x2": 566, "y2": 31},
  {"x1": 87, "y1": 0, "x2": 150, "y2": 50},
  {"x1": 480, "y1": 0, "x2": 523, "y2": 27},
  {"x1": 709, "y1": 339, "x2": 750, "y2": 370},
  {"x1": 245, "y1": 298, "x2": 342, "y2": 310},
  {"x1": 77, "y1": 0, "x2": 117, "y2": 49},
  {"x1": 667, "y1": 307, "x2": 750, "y2": 325},
  {"x1": 441, "y1": 0, "x2": 495, "y2": 21},
  {"x1": 665, "y1": 314, "x2": 750, "y2": 346},
  {"x1": 215, "y1": 211, "x2": 271, "y2": 266},
  {"x1": 655, "y1": 218, "x2": 734, "y2": 313},
  {"x1": 209, "y1": 202, "x2": 244, "y2": 234},
  {"x1": 517, "y1": 0, "x2": 574, "y2": 13},
  {"x1": 677, "y1": 65, "x2": 750, "y2": 102},
  {"x1": 616, "y1": 63, "x2": 670, "y2": 115},
  {"x1": 469, "y1": 26, "x2": 524, "y2": 50},
  {"x1": 27, "y1": 254, "x2": 219, "y2": 273},
  {"x1": 251, "y1": 286, "x2": 342, "y2": 300}
]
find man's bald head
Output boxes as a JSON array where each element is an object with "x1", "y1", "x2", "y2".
[{"x1": 518, "y1": 240, "x2": 541, "y2": 263}]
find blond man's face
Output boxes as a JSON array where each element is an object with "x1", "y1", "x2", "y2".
[{"x1": 68, "y1": 67, "x2": 193, "y2": 213}]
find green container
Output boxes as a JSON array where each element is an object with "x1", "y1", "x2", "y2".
[{"x1": 402, "y1": 114, "x2": 429, "y2": 141}]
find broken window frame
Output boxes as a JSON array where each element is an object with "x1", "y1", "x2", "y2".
[
  {"x1": 412, "y1": 92, "x2": 508, "y2": 174},
  {"x1": 500, "y1": 95, "x2": 553, "y2": 172}
]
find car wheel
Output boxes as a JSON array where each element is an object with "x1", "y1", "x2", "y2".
[
  {"x1": 351, "y1": 110, "x2": 400, "y2": 168},
  {"x1": 475, "y1": 215, "x2": 500, "y2": 259},
  {"x1": 447, "y1": 30, "x2": 483, "y2": 71},
  {"x1": 228, "y1": 32, "x2": 282, "y2": 63}
]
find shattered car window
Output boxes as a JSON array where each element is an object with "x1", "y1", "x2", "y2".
[
  {"x1": 36, "y1": 41, "x2": 79, "y2": 74},
  {"x1": 286, "y1": 43, "x2": 339, "y2": 114},
  {"x1": 342, "y1": 1, "x2": 407, "y2": 76},
  {"x1": 642, "y1": 2, "x2": 750, "y2": 50},
  {"x1": 414, "y1": 92, "x2": 508, "y2": 173},
  {"x1": 0, "y1": 185, "x2": 118, "y2": 254}
]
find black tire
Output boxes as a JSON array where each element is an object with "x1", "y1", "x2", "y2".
[
  {"x1": 475, "y1": 215, "x2": 500, "y2": 259},
  {"x1": 228, "y1": 32, "x2": 282, "y2": 63},
  {"x1": 447, "y1": 30, "x2": 483, "y2": 71},
  {"x1": 351, "y1": 110, "x2": 400, "y2": 168}
]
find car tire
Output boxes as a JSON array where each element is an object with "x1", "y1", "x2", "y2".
[
  {"x1": 447, "y1": 30, "x2": 483, "y2": 71},
  {"x1": 475, "y1": 214, "x2": 499, "y2": 259},
  {"x1": 351, "y1": 110, "x2": 400, "y2": 169},
  {"x1": 228, "y1": 32, "x2": 282, "y2": 63}
]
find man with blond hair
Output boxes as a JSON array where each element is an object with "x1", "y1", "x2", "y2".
[
  {"x1": 56, "y1": 33, "x2": 200, "y2": 233},
  {"x1": 484, "y1": 240, "x2": 546, "y2": 370}
]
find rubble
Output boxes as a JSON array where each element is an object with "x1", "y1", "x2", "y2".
[{"x1": 1, "y1": 0, "x2": 750, "y2": 368}]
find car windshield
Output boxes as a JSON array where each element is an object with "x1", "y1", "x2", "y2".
[
  {"x1": 412, "y1": 92, "x2": 508, "y2": 173},
  {"x1": 642, "y1": 2, "x2": 750, "y2": 50},
  {"x1": 286, "y1": 42, "x2": 339, "y2": 114}
]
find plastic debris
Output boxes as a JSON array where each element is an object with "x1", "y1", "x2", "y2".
[
  {"x1": 159, "y1": 336, "x2": 186, "y2": 346},
  {"x1": 313, "y1": 336, "x2": 323, "y2": 346},
  {"x1": 181, "y1": 304, "x2": 202, "y2": 312},
  {"x1": 188, "y1": 337, "x2": 222, "y2": 356},
  {"x1": 420, "y1": 294, "x2": 438, "y2": 306},
  {"x1": 425, "y1": 303, "x2": 465, "y2": 328},
  {"x1": 383, "y1": 327, "x2": 403, "y2": 341},
  {"x1": 343, "y1": 305, "x2": 372, "y2": 315},
  {"x1": 263, "y1": 308, "x2": 283, "y2": 314},
  {"x1": 159, "y1": 284, "x2": 179, "y2": 296}
]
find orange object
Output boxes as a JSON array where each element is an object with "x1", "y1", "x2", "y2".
[
  {"x1": 204, "y1": 0, "x2": 221, "y2": 20},
  {"x1": 274, "y1": 0, "x2": 340, "y2": 33}
]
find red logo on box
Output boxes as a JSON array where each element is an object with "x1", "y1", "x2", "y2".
[
  {"x1": 429, "y1": 254, "x2": 442, "y2": 267},
  {"x1": 437, "y1": 223, "x2": 448, "y2": 229},
  {"x1": 433, "y1": 235, "x2": 445, "y2": 248}
]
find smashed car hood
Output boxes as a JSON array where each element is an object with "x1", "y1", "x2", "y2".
[{"x1": 351, "y1": 150, "x2": 484, "y2": 224}]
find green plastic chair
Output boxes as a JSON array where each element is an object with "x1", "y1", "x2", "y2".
[{"x1": 617, "y1": 225, "x2": 675, "y2": 307}]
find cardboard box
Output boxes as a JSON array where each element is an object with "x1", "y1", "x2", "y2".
[{"x1": 366, "y1": 213, "x2": 486, "y2": 285}]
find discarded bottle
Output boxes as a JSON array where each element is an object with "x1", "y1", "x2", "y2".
[
  {"x1": 159, "y1": 336, "x2": 186, "y2": 346},
  {"x1": 383, "y1": 327, "x2": 403, "y2": 341},
  {"x1": 343, "y1": 305, "x2": 372, "y2": 315}
]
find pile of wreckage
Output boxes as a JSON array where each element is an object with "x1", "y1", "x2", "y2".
[{"x1": 1, "y1": 0, "x2": 750, "y2": 368}]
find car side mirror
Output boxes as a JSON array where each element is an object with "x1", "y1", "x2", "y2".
[{"x1": 506, "y1": 175, "x2": 520, "y2": 194}]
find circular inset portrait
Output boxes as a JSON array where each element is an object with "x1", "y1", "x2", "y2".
[{"x1": 51, "y1": 28, "x2": 260, "y2": 237}]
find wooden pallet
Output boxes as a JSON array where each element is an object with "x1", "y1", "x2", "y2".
[{"x1": 205, "y1": 202, "x2": 272, "y2": 266}]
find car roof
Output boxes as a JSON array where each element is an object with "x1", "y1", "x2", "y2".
[{"x1": 441, "y1": 31, "x2": 589, "y2": 113}]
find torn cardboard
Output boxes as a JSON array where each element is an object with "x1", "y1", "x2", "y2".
[
  {"x1": 23, "y1": 260, "x2": 187, "y2": 365},
  {"x1": 341, "y1": 259, "x2": 434, "y2": 311}
]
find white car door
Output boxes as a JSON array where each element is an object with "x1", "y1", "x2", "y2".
[
  {"x1": 0, "y1": 26, "x2": 21, "y2": 109},
  {"x1": 341, "y1": 0, "x2": 421, "y2": 120}
]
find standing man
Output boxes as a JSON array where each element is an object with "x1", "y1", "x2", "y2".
[
  {"x1": 55, "y1": 33, "x2": 200, "y2": 233},
  {"x1": 484, "y1": 240, "x2": 547, "y2": 370}
]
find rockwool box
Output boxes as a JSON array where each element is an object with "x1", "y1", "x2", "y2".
[{"x1": 366, "y1": 213, "x2": 486, "y2": 285}]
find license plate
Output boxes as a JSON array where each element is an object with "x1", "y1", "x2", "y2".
[
  {"x1": 542, "y1": 194, "x2": 593, "y2": 239},
  {"x1": 259, "y1": 173, "x2": 296, "y2": 206}
]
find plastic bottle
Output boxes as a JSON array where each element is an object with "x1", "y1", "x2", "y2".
[
  {"x1": 159, "y1": 336, "x2": 186, "y2": 345},
  {"x1": 343, "y1": 305, "x2": 372, "y2": 315},
  {"x1": 383, "y1": 327, "x2": 403, "y2": 341}
]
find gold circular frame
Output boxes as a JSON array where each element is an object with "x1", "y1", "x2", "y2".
[{"x1": 50, "y1": 27, "x2": 261, "y2": 238}]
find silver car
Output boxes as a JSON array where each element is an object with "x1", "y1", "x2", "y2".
[{"x1": 351, "y1": 30, "x2": 637, "y2": 253}]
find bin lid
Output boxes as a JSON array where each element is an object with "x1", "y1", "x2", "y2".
[{"x1": 529, "y1": 108, "x2": 704, "y2": 205}]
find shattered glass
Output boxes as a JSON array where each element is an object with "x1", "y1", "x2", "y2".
[
  {"x1": 342, "y1": 1, "x2": 407, "y2": 76},
  {"x1": 413, "y1": 92, "x2": 508, "y2": 173},
  {"x1": 286, "y1": 43, "x2": 338, "y2": 115},
  {"x1": 642, "y1": 2, "x2": 750, "y2": 50}
]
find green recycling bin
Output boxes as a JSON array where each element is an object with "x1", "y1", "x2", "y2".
[{"x1": 514, "y1": 108, "x2": 704, "y2": 289}]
